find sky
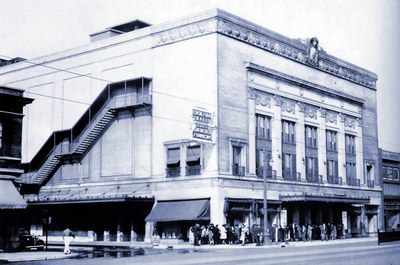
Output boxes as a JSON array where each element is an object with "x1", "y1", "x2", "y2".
[{"x1": 0, "y1": 0, "x2": 399, "y2": 152}]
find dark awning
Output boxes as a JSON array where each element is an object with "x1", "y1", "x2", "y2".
[
  {"x1": 0, "y1": 177, "x2": 27, "y2": 209},
  {"x1": 145, "y1": 199, "x2": 210, "y2": 222},
  {"x1": 280, "y1": 193, "x2": 370, "y2": 204}
]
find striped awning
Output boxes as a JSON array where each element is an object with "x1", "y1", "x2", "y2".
[{"x1": 0, "y1": 177, "x2": 27, "y2": 209}]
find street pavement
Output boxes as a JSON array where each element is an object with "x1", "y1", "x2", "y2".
[{"x1": 2, "y1": 237, "x2": 399, "y2": 265}]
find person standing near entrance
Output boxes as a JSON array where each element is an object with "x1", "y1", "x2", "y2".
[{"x1": 63, "y1": 228, "x2": 75, "y2": 254}]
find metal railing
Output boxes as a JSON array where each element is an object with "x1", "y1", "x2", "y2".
[
  {"x1": 346, "y1": 177, "x2": 360, "y2": 187},
  {"x1": 367, "y1": 179, "x2": 375, "y2": 188},
  {"x1": 186, "y1": 165, "x2": 201, "y2": 176},
  {"x1": 232, "y1": 165, "x2": 245, "y2": 176},
  {"x1": 327, "y1": 175, "x2": 342, "y2": 185},
  {"x1": 166, "y1": 167, "x2": 181, "y2": 177},
  {"x1": 306, "y1": 174, "x2": 323, "y2": 184}
]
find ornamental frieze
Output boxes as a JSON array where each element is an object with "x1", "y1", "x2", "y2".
[
  {"x1": 152, "y1": 14, "x2": 376, "y2": 89},
  {"x1": 326, "y1": 111, "x2": 338, "y2": 124},
  {"x1": 345, "y1": 116, "x2": 356, "y2": 129},
  {"x1": 255, "y1": 93, "x2": 271, "y2": 107},
  {"x1": 282, "y1": 99, "x2": 296, "y2": 114},
  {"x1": 304, "y1": 105, "x2": 317, "y2": 119}
]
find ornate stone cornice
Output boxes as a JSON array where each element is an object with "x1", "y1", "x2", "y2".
[{"x1": 151, "y1": 9, "x2": 377, "y2": 89}]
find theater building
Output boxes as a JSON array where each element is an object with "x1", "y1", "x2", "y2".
[
  {"x1": 0, "y1": 9, "x2": 382, "y2": 243},
  {"x1": 380, "y1": 149, "x2": 400, "y2": 229}
]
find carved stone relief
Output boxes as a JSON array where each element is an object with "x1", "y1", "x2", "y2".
[
  {"x1": 255, "y1": 92, "x2": 271, "y2": 107},
  {"x1": 152, "y1": 16, "x2": 377, "y2": 89},
  {"x1": 326, "y1": 111, "x2": 338, "y2": 124},
  {"x1": 304, "y1": 105, "x2": 317, "y2": 119},
  {"x1": 282, "y1": 100, "x2": 296, "y2": 114},
  {"x1": 345, "y1": 116, "x2": 356, "y2": 129}
]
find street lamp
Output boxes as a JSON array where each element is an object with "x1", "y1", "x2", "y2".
[{"x1": 263, "y1": 154, "x2": 274, "y2": 245}]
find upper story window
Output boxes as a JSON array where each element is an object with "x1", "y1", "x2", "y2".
[
  {"x1": 345, "y1": 134, "x2": 356, "y2": 155},
  {"x1": 232, "y1": 146, "x2": 245, "y2": 176},
  {"x1": 326, "y1": 130, "x2": 337, "y2": 152},
  {"x1": 166, "y1": 147, "x2": 180, "y2": 177},
  {"x1": 186, "y1": 146, "x2": 201, "y2": 176},
  {"x1": 305, "y1": 126, "x2": 318, "y2": 148},
  {"x1": 282, "y1": 120, "x2": 295, "y2": 144},
  {"x1": 383, "y1": 165, "x2": 400, "y2": 181},
  {"x1": 256, "y1": 115, "x2": 271, "y2": 140}
]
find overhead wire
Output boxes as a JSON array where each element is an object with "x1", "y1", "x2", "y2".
[{"x1": 0, "y1": 53, "x2": 396, "y2": 152}]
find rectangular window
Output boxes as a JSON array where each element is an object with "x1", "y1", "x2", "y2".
[
  {"x1": 394, "y1": 168, "x2": 400, "y2": 181},
  {"x1": 326, "y1": 130, "x2": 337, "y2": 151},
  {"x1": 346, "y1": 162, "x2": 356, "y2": 178},
  {"x1": 166, "y1": 148, "x2": 180, "y2": 177},
  {"x1": 306, "y1": 156, "x2": 319, "y2": 182},
  {"x1": 256, "y1": 149, "x2": 272, "y2": 178},
  {"x1": 186, "y1": 146, "x2": 201, "y2": 176},
  {"x1": 345, "y1": 134, "x2": 356, "y2": 154},
  {"x1": 382, "y1": 166, "x2": 388, "y2": 180},
  {"x1": 387, "y1": 167, "x2": 393, "y2": 180},
  {"x1": 282, "y1": 152, "x2": 296, "y2": 180},
  {"x1": 327, "y1": 160, "x2": 338, "y2": 178},
  {"x1": 305, "y1": 126, "x2": 318, "y2": 147},
  {"x1": 282, "y1": 120, "x2": 296, "y2": 144},
  {"x1": 256, "y1": 115, "x2": 271, "y2": 140},
  {"x1": 232, "y1": 146, "x2": 245, "y2": 176},
  {"x1": 0, "y1": 122, "x2": 2, "y2": 151}
]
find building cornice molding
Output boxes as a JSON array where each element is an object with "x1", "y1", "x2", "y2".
[
  {"x1": 151, "y1": 9, "x2": 377, "y2": 89},
  {"x1": 246, "y1": 63, "x2": 365, "y2": 105}
]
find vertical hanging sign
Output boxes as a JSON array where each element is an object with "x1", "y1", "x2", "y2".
[{"x1": 192, "y1": 109, "x2": 213, "y2": 142}]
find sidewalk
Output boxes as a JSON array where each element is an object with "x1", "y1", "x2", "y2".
[
  {"x1": 0, "y1": 250, "x2": 79, "y2": 263},
  {"x1": 0, "y1": 237, "x2": 378, "y2": 263},
  {"x1": 155, "y1": 236, "x2": 378, "y2": 249}
]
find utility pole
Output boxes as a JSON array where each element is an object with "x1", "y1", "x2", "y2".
[{"x1": 263, "y1": 152, "x2": 273, "y2": 245}]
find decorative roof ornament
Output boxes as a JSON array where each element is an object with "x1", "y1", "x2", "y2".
[{"x1": 307, "y1": 37, "x2": 319, "y2": 65}]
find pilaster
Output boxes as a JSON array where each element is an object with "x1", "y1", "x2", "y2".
[
  {"x1": 248, "y1": 95, "x2": 256, "y2": 176},
  {"x1": 272, "y1": 96, "x2": 282, "y2": 178},
  {"x1": 318, "y1": 108, "x2": 327, "y2": 182},
  {"x1": 338, "y1": 114, "x2": 346, "y2": 183},
  {"x1": 296, "y1": 102, "x2": 305, "y2": 181}
]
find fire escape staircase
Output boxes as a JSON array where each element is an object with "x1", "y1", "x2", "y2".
[{"x1": 24, "y1": 77, "x2": 152, "y2": 186}]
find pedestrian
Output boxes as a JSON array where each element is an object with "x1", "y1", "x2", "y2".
[
  {"x1": 240, "y1": 224, "x2": 249, "y2": 246},
  {"x1": 234, "y1": 224, "x2": 241, "y2": 244},
  {"x1": 191, "y1": 223, "x2": 201, "y2": 246},
  {"x1": 63, "y1": 228, "x2": 75, "y2": 254},
  {"x1": 220, "y1": 224, "x2": 227, "y2": 244},
  {"x1": 207, "y1": 224, "x2": 214, "y2": 245},
  {"x1": 307, "y1": 224, "x2": 313, "y2": 241}
]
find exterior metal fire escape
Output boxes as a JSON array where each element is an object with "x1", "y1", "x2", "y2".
[{"x1": 22, "y1": 77, "x2": 152, "y2": 185}]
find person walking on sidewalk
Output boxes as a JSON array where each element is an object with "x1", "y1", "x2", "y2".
[{"x1": 63, "y1": 228, "x2": 75, "y2": 254}]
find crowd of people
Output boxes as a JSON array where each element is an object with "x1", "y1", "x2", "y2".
[
  {"x1": 270, "y1": 223, "x2": 345, "y2": 242},
  {"x1": 189, "y1": 223, "x2": 253, "y2": 246},
  {"x1": 189, "y1": 222, "x2": 345, "y2": 246}
]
